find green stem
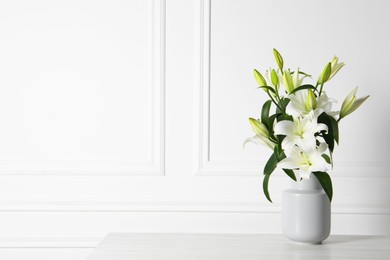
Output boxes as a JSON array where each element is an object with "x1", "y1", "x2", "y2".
[
  {"x1": 269, "y1": 136, "x2": 278, "y2": 143},
  {"x1": 267, "y1": 91, "x2": 284, "y2": 113},
  {"x1": 318, "y1": 83, "x2": 324, "y2": 96},
  {"x1": 314, "y1": 82, "x2": 320, "y2": 94},
  {"x1": 274, "y1": 90, "x2": 281, "y2": 103}
]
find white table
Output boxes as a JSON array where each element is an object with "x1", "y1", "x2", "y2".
[{"x1": 87, "y1": 233, "x2": 390, "y2": 260}]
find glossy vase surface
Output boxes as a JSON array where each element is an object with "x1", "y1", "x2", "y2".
[{"x1": 282, "y1": 177, "x2": 331, "y2": 244}]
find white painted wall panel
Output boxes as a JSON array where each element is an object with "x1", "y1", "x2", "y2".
[{"x1": 0, "y1": 0, "x2": 163, "y2": 174}]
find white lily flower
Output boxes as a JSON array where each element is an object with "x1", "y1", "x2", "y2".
[
  {"x1": 278, "y1": 143, "x2": 331, "y2": 179},
  {"x1": 317, "y1": 92, "x2": 336, "y2": 114},
  {"x1": 287, "y1": 90, "x2": 336, "y2": 118},
  {"x1": 274, "y1": 111, "x2": 328, "y2": 152},
  {"x1": 286, "y1": 90, "x2": 317, "y2": 118}
]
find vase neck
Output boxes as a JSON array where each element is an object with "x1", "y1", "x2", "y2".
[{"x1": 294, "y1": 177, "x2": 322, "y2": 190}]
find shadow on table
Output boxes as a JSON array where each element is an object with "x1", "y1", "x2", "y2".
[{"x1": 322, "y1": 235, "x2": 381, "y2": 245}]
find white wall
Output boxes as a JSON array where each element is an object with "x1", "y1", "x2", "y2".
[{"x1": 0, "y1": 0, "x2": 389, "y2": 258}]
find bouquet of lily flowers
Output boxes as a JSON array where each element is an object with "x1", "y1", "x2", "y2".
[{"x1": 245, "y1": 49, "x2": 369, "y2": 203}]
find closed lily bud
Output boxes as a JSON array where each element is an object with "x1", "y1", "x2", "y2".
[
  {"x1": 306, "y1": 89, "x2": 317, "y2": 110},
  {"x1": 254, "y1": 69, "x2": 267, "y2": 87},
  {"x1": 282, "y1": 70, "x2": 294, "y2": 93},
  {"x1": 249, "y1": 118, "x2": 269, "y2": 138},
  {"x1": 339, "y1": 87, "x2": 369, "y2": 119},
  {"x1": 273, "y1": 48, "x2": 284, "y2": 70},
  {"x1": 271, "y1": 69, "x2": 279, "y2": 88},
  {"x1": 318, "y1": 62, "x2": 332, "y2": 84}
]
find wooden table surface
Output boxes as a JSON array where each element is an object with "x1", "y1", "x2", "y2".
[{"x1": 87, "y1": 233, "x2": 390, "y2": 260}]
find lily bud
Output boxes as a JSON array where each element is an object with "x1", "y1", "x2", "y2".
[
  {"x1": 271, "y1": 69, "x2": 279, "y2": 88},
  {"x1": 339, "y1": 87, "x2": 369, "y2": 119},
  {"x1": 273, "y1": 48, "x2": 284, "y2": 70},
  {"x1": 318, "y1": 62, "x2": 332, "y2": 84},
  {"x1": 306, "y1": 89, "x2": 317, "y2": 110},
  {"x1": 282, "y1": 70, "x2": 294, "y2": 93},
  {"x1": 329, "y1": 56, "x2": 345, "y2": 80},
  {"x1": 254, "y1": 69, "x2": 267, "y2": 87},
  {"x1": 249, "y1": 118, "x2": 269, "y2": 138}
]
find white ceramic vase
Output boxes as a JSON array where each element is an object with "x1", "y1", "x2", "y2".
[{"x1": 282, "y1": 176, "x2": 331, "y2": 244}]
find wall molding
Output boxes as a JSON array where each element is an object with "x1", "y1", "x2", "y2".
[
  {"x1": 196, "y1": 160, "x2": 390, "y2": 178},
  {"x1": 194, "y1": 0, "x2": 388, "y2": 178},
  {"x1": 194, "y1": 0, "x2": 212, "y2": 176},
  {"x1": 0, "y1": 0, "x2": 166, "y2": 176},
  {"x1": 0, "y1": 201, "x2": 388, "y2": 215}
]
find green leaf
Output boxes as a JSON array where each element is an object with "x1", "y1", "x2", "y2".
[
  {"x1": 283, "y1": 169, "x2": 296, "y2": 181},
  {"x1": 324, "y1": 133, "x2": 334, "y2": 152},
  {"x1": 318, "y1": 112, "x2": 339, "y2": 148},
  {"x1": 322, "y1": 154, "x2": 331, "y2": 164},
  {"x1": 312, "y1": 171, "x2": 333, "y2": 202},
  {"x1": 277, "y1": 113, "x2": 293, "y2": 122},
  {"x1": 263, "y1": 174, "x2": 272, "y2": 202},
  {"x1": 273, "y1": 144, "x2": 283, "y2": 160},
  {"x1": 276, "y1": 98, "x2": 290, "y2": 114},
  {"x1": 329, "y1": 116, "x2": 339, "y2": 144},
  {"x1": 257, "y1": 86, "x2": 276, "y2": 94},
  {"x1": 267, "y1": 114, "x2": 278, "y2": 134},
  {"x1": 318, "y1": 112, "x2": 336, "y2": 152},
  {"x1": 289, "y1": 84, "x2": 316, "y2": 95},
  {"x1": 329, "y1": 151, "x2": 334, "y2": 168},
  {"x1": 264, "y1": 152, "x2": 278, "y2": 176},
  {"x1": 263, "y1": 150, "x2": 279, "y2": 203},
  {"x1": 272, "y1": 147, "x2": 297, "y2": 182},
  {"x1": 298, "y1": 71, "x2": 312, "y2": 77},
  {"x1": 261, "y1": 100, "x2": 272, "y2": 128},
  {"x1": 290, "y1": 70, "x2": 312, "y2": 78},
  {"x1": 275, "y1": 134, "x2": 286, "y2": 145}
]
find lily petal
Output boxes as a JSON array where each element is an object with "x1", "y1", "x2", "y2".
[
  {"x1": 297, "y1": 169, "x2": 312, "y2": 179},
  {"x1": 243, "y1": 135, "x2": 274, "y2": 150},
  {"x1": 278, "y1": 157, "x2": 301, "y2": 170},
  {"x1": 274, "y1": 120, "x2": 294, "y2": 136},
  {"x1": 315, "y1": 123, "x2": 328, "y2": 133}
]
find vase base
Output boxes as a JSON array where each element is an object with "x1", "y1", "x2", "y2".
[{"x1": 287, "y1": 239, "x2": 323, "y2": 245}]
